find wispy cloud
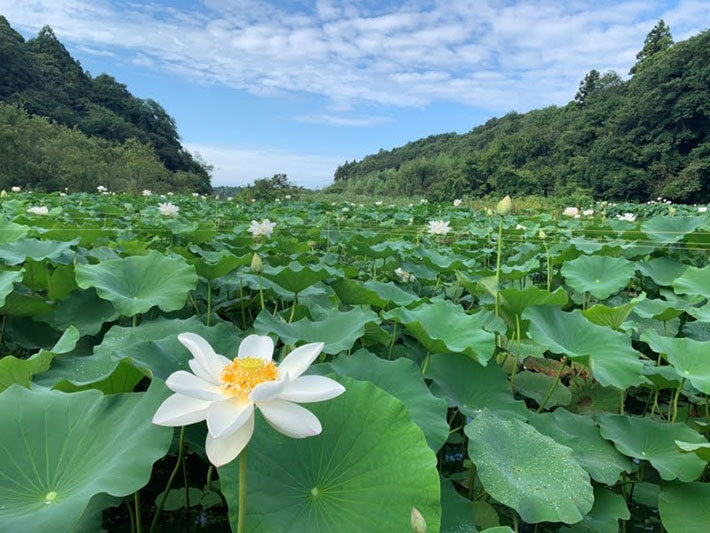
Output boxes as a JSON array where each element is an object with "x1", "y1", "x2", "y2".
[
  {"x1": 293, "y1": 114, "x2": 391, "y2": 127},
  {"x1": 2, "y1": 0, "x2": 708, "y2": 112},
  {"x1": 183, "y1": 142, "x2": 346, "y2": 188}
]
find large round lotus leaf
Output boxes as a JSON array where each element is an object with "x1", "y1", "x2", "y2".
[
  {"x1": 641, "y1": 215, "x2": 706, "y2": 243},
  {"x1": 659, "y1": 482, "x2": 710, "y2": 533},
  {"x1": 465, "y1": 410, "x2": 594, "y2": 524},
  {"x1": 324, "y1": 349, "x2": 449, "y2": 451},
  {"x1": 440, "y1": 479, "x2": 477, "y2": 532},
  {"x1": 561, "y1": 255, "x2": 635, "y2": 299},
  {"x1": 637, "y1": 257, "x2": 687, "y2": 286},
  {"x1": 641, "y1": 330, "x2": 710, "y2": 393},
  {"x1": 260, "y1": 261, "x2": 335, "y2": 294},
  {"x1": 562, "y1": 486, "x2": 630, "y2": 533},
  {"x1": 0, "y1": 238, "x2": 78, "y2": 266},
  {"x1": 254, "y1": 307, "x2": 381, "y2": 355},
  {"x1": 528, "y1": 409, "x2": 632, "y2": 485},
  {"x1": 672, "y1": 264, "x2": 710, "y2": 298},
  {"x1": 597, "y1": 414, "x2": 707, "y2": 481},
  {"x1": 0, "y1": 382, "x2": 172, "y2": 533},
  {"x1": 524, "y1": 306, "x2": 645, "y2": 389},
  {"x1": 219, "y1": 378, "x2": 441, "y2": 532},
  {"x1": 0, "y1": 269, "x2": 23, "y2": 307},
  {"x1": 331, "y1": 278, "x2": 419, "y2": 308},
  {"x1": 75, "y1": 250, "x2": 198, "y2": 316},
  {"x1": 385, "y1": 300, "x2": 496, "y2": 365},
  {"x1": 675, "y1": 441, "x2": 710, "y2": 462},
  {"x1": 0, "y1": 219, "x2": 29, "y2": 244},
  {"x1": 185, "y1": 248, "x2": 250, "y2": 280},
  {"x1": 428, "y1": 353, "x2": 528, "y2": 420},
  {"x1": 513, "y1": 370, "x2": 571, "y2": 408}
]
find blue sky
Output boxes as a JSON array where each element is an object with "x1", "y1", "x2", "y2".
[{"x1": 3, "y1": 1, "x2": 708, "y2": 188}]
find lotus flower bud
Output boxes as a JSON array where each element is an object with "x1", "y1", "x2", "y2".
[
  {"x1": 411, "y1": 507, "x2": 427, "y2": 533},
  {"x1": 307, "y1": 240, "x2": 317, "y2": 249},
  {"x1": 496, "y1": 195, "x2": 512, "y2": 216},
  {"x1": 486, "y1": 208, "x2": 494, "y2": 217},
  {"x1": 539, "y1": 230, "x2": 547, "y2": 240},
  {"x1": 0, "y1": 190, "x2": 6, "y2": 198},
  {"x1": 250, "y1": 253, "x2": 263, "y2": 274},
  {"x1": 668, "y1": 206, "x2": 676, "y2": 216}
]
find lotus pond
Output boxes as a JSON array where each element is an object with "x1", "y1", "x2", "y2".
[{"x1": 1, "y1": 192, "x2": 709, "y2": 533}]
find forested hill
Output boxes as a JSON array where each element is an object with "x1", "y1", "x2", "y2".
[
  {"x1": 0, "y1": 16, "x2": 211, "y2": 193},
  {"x1": 331, "y1": 22, "x2": 710, "y2": 203}
]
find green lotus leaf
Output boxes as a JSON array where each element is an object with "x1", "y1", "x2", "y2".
[
  {"x1": 513, "y1": 370, "x2": 571, "y2": 408},
  {"x1": 659, "y1": 482, "x2": 710, "y2": 533},
  {"x1": 561, "y1": 255, "x2": 635, "y2": 299},
  {"x1": 185, "y1": 246, "x2": 250, "y2": 280},
  {"x1": 254, "y1": 307, "x2": 380, "y2": 355},
  {"x1": 0, "y1": 238, "x2": 78, "y2": 266},
  {"x1": 0, "y1": 289, "x2": 55, "y2": 316},
  {"x1": 51, "y1": 289, "x2": 120, "y2": 336},
  {"x1": 0, "y1": 326, "x2": 79, "y2": 392},
  {"x1": 0, "y1": 268, "x2": 24, "y2": 307},
  {"x1": 597, "y1": 414, "x2": 707, "y2": 481},
  {"x1": 465, "y1": 410, "x2": 594, "y2": 524},
  {"x1": 561, "y1": 486, "x2": 630, "y2": 533},
  {"x1": 331, "y1": 278, "x2": 419, "y2": 308},
  {"x1": 385, "y1": 300, "x2": 496, "y2": 365},
  {"x1": 675, "y1": 441, "x2": 710, "y2": 462},
  {"x1": 439, "y1": 479, "x2": 477, "y2": 533},
  {"x1": 260, "y1": 261, "x2": 335, "y2": 294},
  {"x1": 524, "y1": 306, "x2": 645, "y2": 389},
  {"x1": 637, "y1": 257, "x2": 687, "y2": 286},
  {"x1": 428, "y1": 353, "x2": 528, "y2": 421},
  {"x1": 528, "y1": 409, "x2": 632, "y2": 485},
  {"x1": 633, "y1": 297, "x2": 687, "y2": 322},
  {"x1": 642, "y1": 215, "x2": 706, "y2": 243},
  {"x1": 75, "y1": 250, "x2": 198, "y2": 316},
  {"x1": 499, "y1": 286, "x2": 568, "y2": 328},
  {"x1": 582, "y1": 294, "x2": 645, "y2": 330},
  {"x1": 220, "y1": 378, "x2": 441, "y2": 532},
  {"x1": 641, "y1": 330, "x2": 710, "y2": 393},
  {"x1": 0, "y1": 382, "x2": 172, "y2": 533},
  {"x1": 672, "y1": 264, "x2": 710, "y2": 298},
  {"x1": 324, "y1": 349, "x2": 449, "y2": 451},
  {"x1": 0, "y1": 218, "x2": 29, "y2": 244}
]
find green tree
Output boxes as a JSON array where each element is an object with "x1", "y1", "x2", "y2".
[
  {"x1": 574, "y1": 70, "x2": 600, "y2": 105},
  {"x1": 630, "y1": 20, "x2": 674, "y2": 74}
]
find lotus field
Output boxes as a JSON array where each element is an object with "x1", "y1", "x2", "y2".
[{"x1": 2, "y1": 191, "x2": 710, "y2": 533}]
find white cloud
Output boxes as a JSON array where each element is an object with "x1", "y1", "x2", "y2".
[
  {"x1": 2, "y1": 0, "x2": 707, "y2": 112},
  {"x1": 293, "y1": 114, "x2": 391, "y2": 126},
  {"x1": 183, "y1": 142, "x2": 346, "y2": 188}
]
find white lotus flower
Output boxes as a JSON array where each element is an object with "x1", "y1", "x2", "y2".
[
  {"x1": 153, "y1": 334, "x2": 345, "y2": 466},
  {"x1": 11, "y1": 186, "x2": 20, "y2": 192},
  {"x1": 420, "y1": 198, "x2": 428, "y2": 204},
  {"x1": 394, "y1": 267, "x2": 415, "y2": 283},
  {"x1": 583, "y1": 209, "x2": 594, "y2": 216},
  {"x1": 192, "y1": 192, "x2": 200, "y2": 197},
  {"x1": 158, "y1": 202, "x2": 180, "y2": 217},
  {"x1": 142, "y1": 189, "x2": 152, "y2": 196},
  {"x1": 248, "y1": 219, "x2": 276, "y2": 239},
  {"x1": 698, "y1": 207, "x2": 708, "y2": 213},
  {"x1": 375, "y1": 200, "x2": 383, "y2": 206},
  {"x1": 96, "y1": 185, "x2": 107, "y2": 193},
  {"x1": 342, "y1": 207, "x2": 349, "y2": 212},
  {"x1": 285, "y1": 194, "x2": 291, "y2": 200},
  {"x1": 428, "y1": 220, "x2": 451, "y2": 236},
  {"x1": 453, "y1": 199, "x2": 462, "y2": 207},
  {"x1": 26, "y1": 206, "x2": 48, "y2": 216},
  {"x1": 515, "y1": 224, "x2": 526, "y2": 230},
  {"x1": 617, "y1": 212, "x2": 636, "y2": 222},
  {"x1": 563, "y1": 207, "x2": 579, "y2": 217}
]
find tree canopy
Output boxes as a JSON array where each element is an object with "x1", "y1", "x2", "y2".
[
  {"x1": 331, "y1": 23, "x2": 710, "y2": 203},
  {"x1": 0, "y1": 16, "x2": 211, "y2": 193}
]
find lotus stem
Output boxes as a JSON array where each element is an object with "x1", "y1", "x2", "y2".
[
  {"x1": 207, "y1": 279, "x2": 212, "y2": 326},
  {"x1": 671, "y1": 378, "x2": 685, "y2": 423},
  {"x1": 134, "y1": 491, "x2": 142, "y2": 533},
  {"x1": 542, "y1": 240, "x2": 551, "y2": 291},
  {"x1": 509, "y1": 315, "x2": 522, "y2": 388},
  {"x1": 258, "y1": 275, "x2": 265, "y2": 310},
  {"x1": 125, "y1": 498, "x2": 136, "y2": 533},
  {"x1": 495, "y1": 217, "x2": 503, "y2": 317},
  {"x1": 536, "y1": 357, "x2": 566, "y2": 412},
  {"x1": 238, "y1": 447, "x2": 248, "y2": 533},
  {"x1": 150, "y1": 426, "x2": 186, "y2": 533},
  {"x1": 388, "y1": 322, "x2": 397, "y2": 360},
  {"x1": 289, "y1": 294, "x2": 298, "y2": 323},
  {"x1": 467, "y1": 463, "x2": 477, "y2": 499},
  {"x1": 421, "y1": 351, "x2": 431, "y2": 376}
]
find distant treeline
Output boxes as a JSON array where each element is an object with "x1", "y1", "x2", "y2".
[
  {"x1": 0, "y1": 16, "x2": 211, "y2": 193},
  {"x1": 330, "y1": 22, "x2": 710, "y2": 203}
]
